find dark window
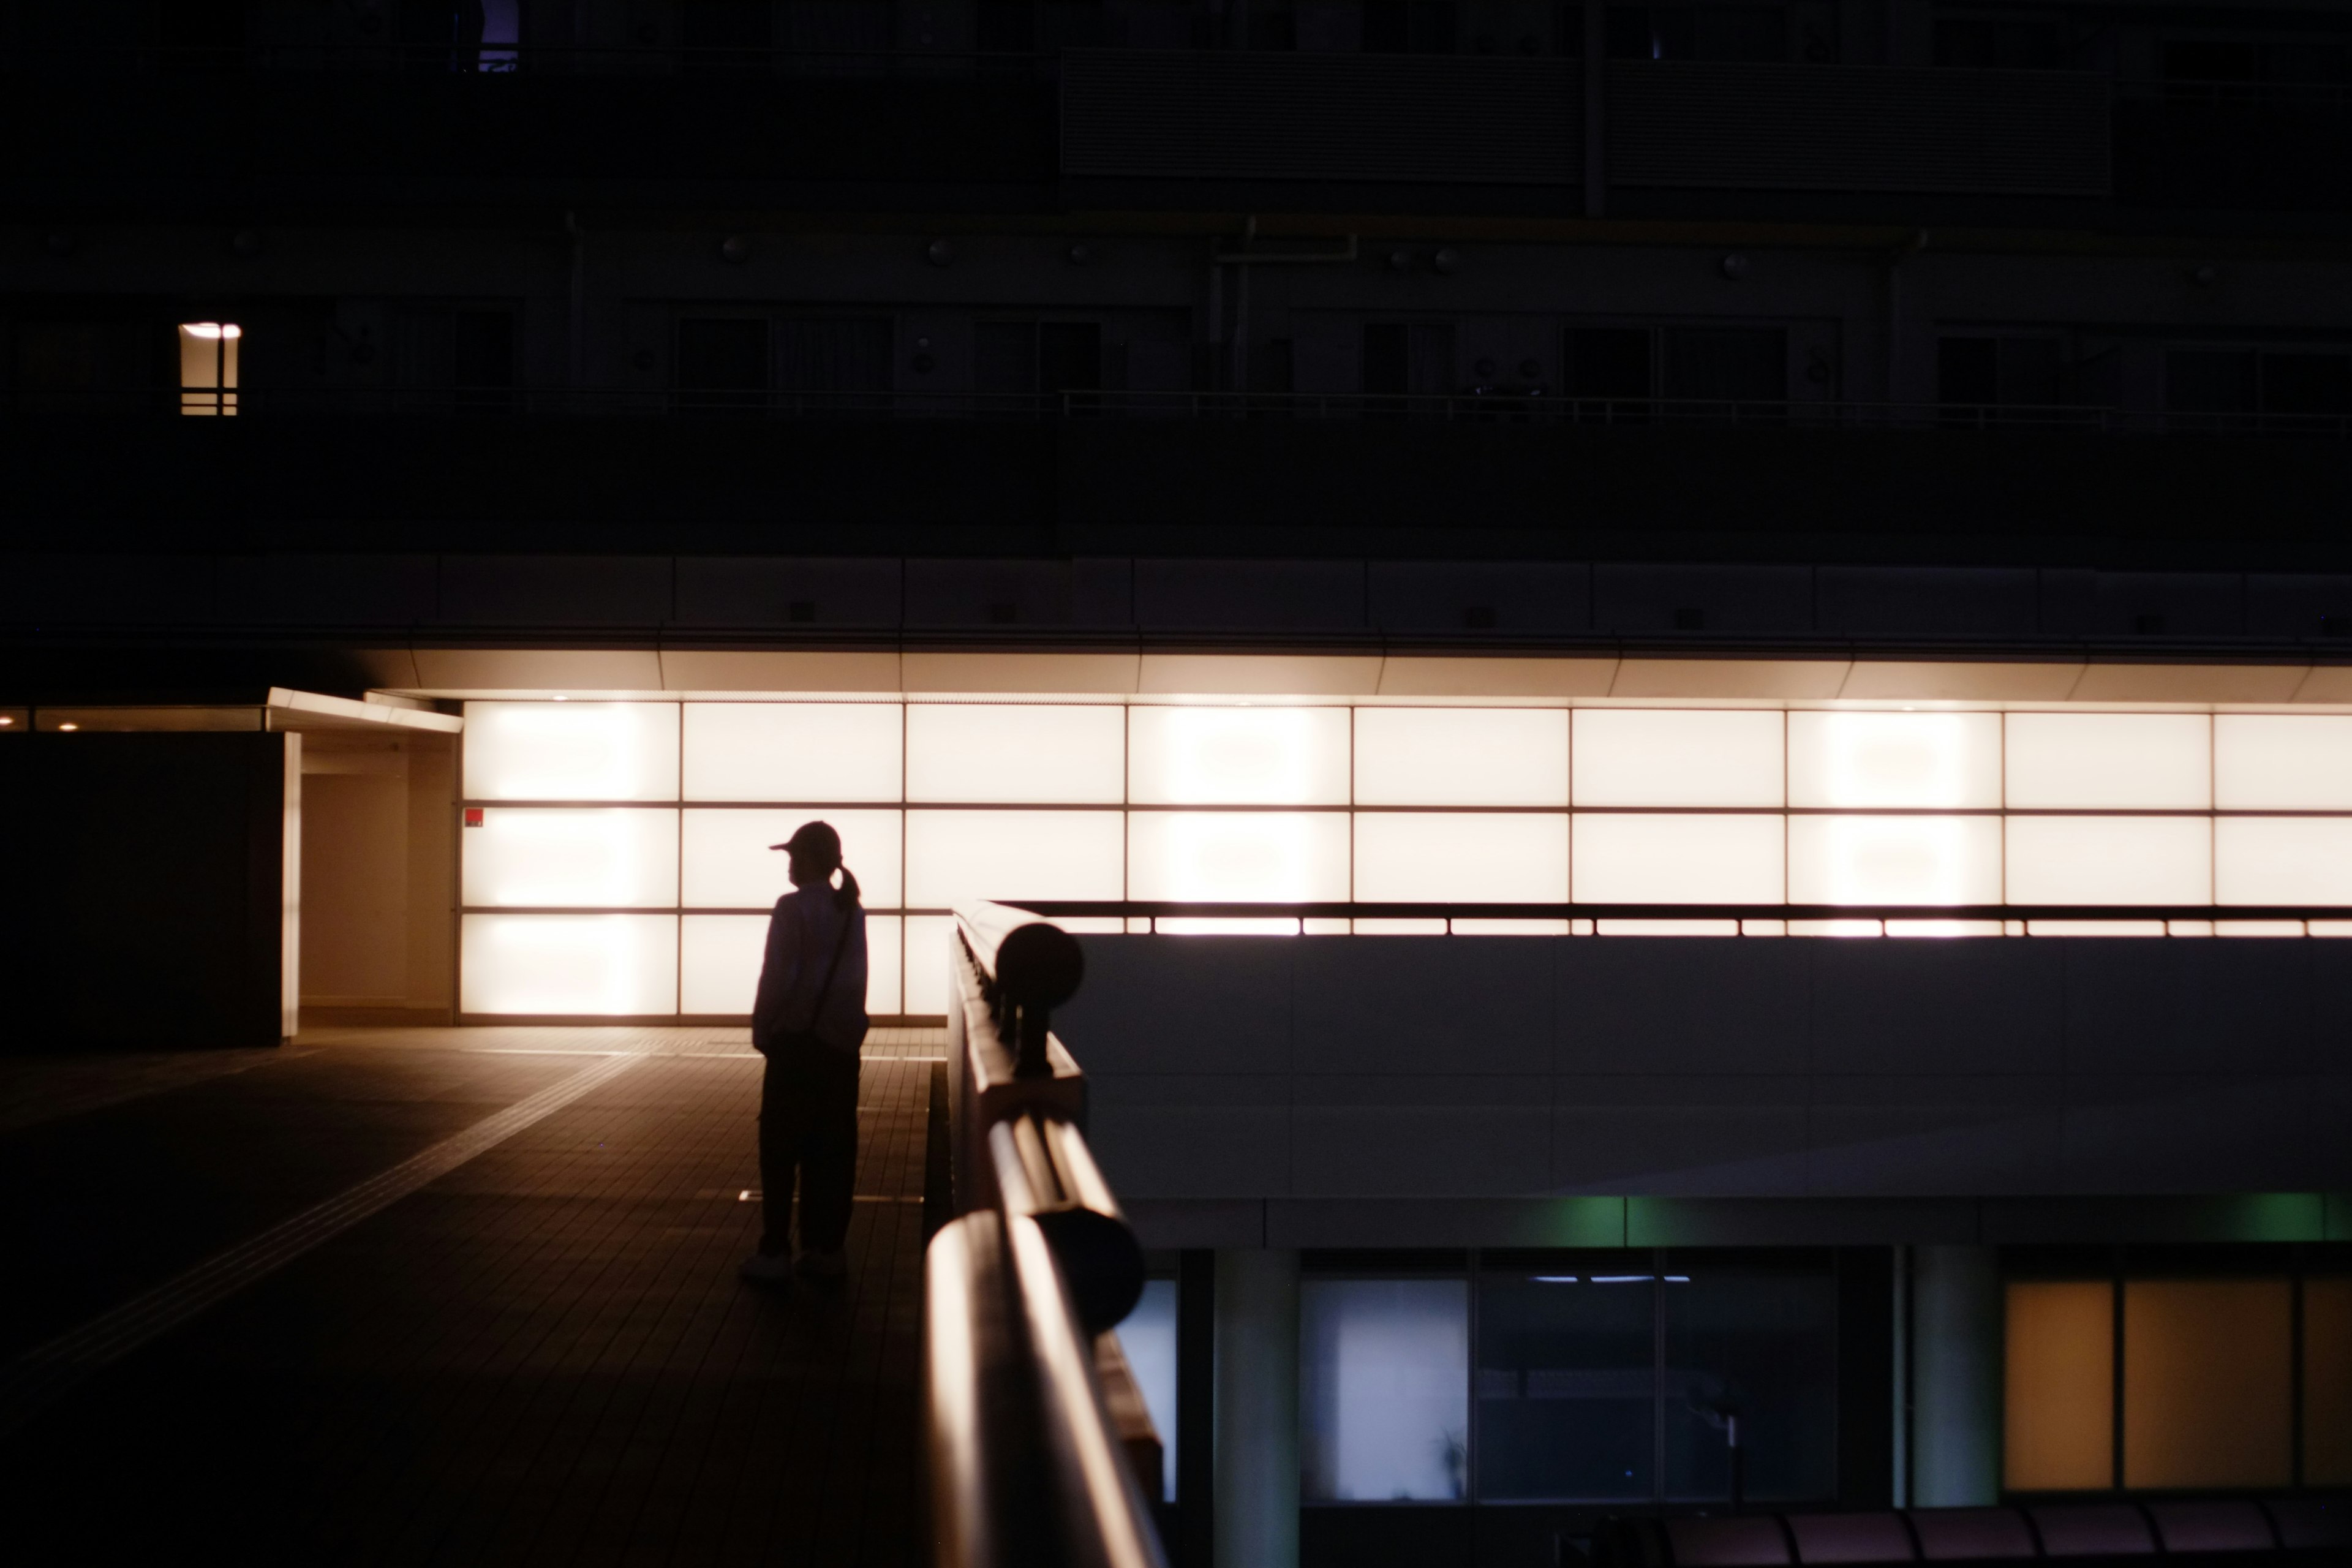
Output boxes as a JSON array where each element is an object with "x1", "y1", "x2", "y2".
[
  {"x1": 1664, "y1": 1251, "x2": 1838, "y2": 1502},
  {"x1": 1935, "y1": 18, "x2": 2067, "y2": 70},
  {"x1": 977, "y1": 0, "x2": 1035, "y2": 51},
  {"x1": 159, "y1": 0, "x2": 247, "y2": 51},
  {"x1": 2163, "y1": 39, "x2": 2259, "y2": 82},
  {"x1": 1362, "y1": 323, "x2": 1456, "y2": 398},
  {"x1": 1939, "y1": 335, "x2": 2064, "y2": 410},
  {"x1": 1564, "y1": 327, "x2": 1653, "y2": 401},
  {"x1": 453, "y1": 311, "x2": 515, "y2": 390},
  {"x1": 975, "y1": 322, "x2": 1038, "y2": 396},
  {"x1": 2263, "y1": 353, "x2": 2352, "y2": 418},
  {"x1": 1609, "y1": 4, "x2": 1785, "y2": 61},
  {"x1": 682, "y1": 0, "x2": 773, "y2": 49},
  {"x1": 1477, "y1": 1254, "x2": 1656, "y2": 1501},
  {"x1": 1661, "y1": 326, "x2": 1785, "y2": 403},
  {"x1": 1938, "y1": 336, "x2": 1999, "y2": 406},
  {"x1": 1039, "y1": 322, "x2": 1103, "y2": 396},
  {"x1": 677, "y1": 317, "x2": 769, "y2": 410},
  {"x1": 1366, "y1": 1, "x2": 1461, "y2": 53},
  {"x1": 1697, "y1": 4, "x2": 1784, "y2": 62},
  {"x1": 777, "y1": 318, "x2": 894, "y2": 400},
  {"x1": 2166, "y1": 350, "x2": 2258, "y2": 415}
]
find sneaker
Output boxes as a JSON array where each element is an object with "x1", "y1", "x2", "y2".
[
  {"x1": 795, "y1": 1248, "x2": 848, "y2": 1285},
  {"x1": 739, "y1": 1250, "x2": 793, "y2": 1284}
]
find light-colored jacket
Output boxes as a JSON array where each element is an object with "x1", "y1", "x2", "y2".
[{"x1": 751, "y1": 888, "x2": 869, "y2": 1054}]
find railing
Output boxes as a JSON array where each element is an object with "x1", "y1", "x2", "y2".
[
  {"x1": 0, "y1": 43, "x2": 1063, "y2": 79},
  {"x1": 1006, "y1": 901, "x2": 2352, "y2": 938},
  {"x1": 12, "y1": 385, "x2": 2352, "y2": 438},
  {"x1": 926, "y1": 903, "x2": 1166, "y2": 1568}
]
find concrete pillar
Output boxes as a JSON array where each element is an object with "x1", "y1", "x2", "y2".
[
  {"x1": 1910, "y1": 1245, "x2": 2003, "y2": 1506},
  {"x1": 1213, "y1": 1248, "x2": 1299, "y2": 1568}
]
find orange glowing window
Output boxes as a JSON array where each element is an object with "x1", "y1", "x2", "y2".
[
  {"x1": 178, "y1": 322, "x2": 239, "y2": 415},
  {"x1": 2122, "y1": 1278, "x2": 2293, "y2": 1490},
  {"x1": 2307, "y1": 1278, "x2": 2352, "y2": 1487},
  {"x1": 2003, "y1": 1280, "x2": 2114, "y2": 1491}
]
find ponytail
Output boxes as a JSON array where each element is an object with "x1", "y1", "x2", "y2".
[{"x1": 834, "y1": 864, "x2": 862, "y2": 911}]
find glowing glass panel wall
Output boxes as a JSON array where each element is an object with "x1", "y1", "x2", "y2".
[
  {"x1": 459, "y1": 913, "x2": 679, "y2": 1015},
  {"x1": 680, "y1": 807, "x2": 905, "y2": 910},
  {"x1": 1128, "y1": 707, "x2": 1351, "y2": 805},
  {"x1": 460, "y1": 807, "x2": 679, "y2": 908},
  {"x1": 1128, "y1": 812, "x2": 1351, "y2": 902},
  {"x1": 906, "y1": 704, "x2": 1125, "y2": 802},
  {"x1": 682, "y1": 703, "x2": 902, "y2": 802},
  {"x1": 1355, "y1": 709, "x2": 1570, "y2": 806},
  {"x1": 2004, "y1": 1281, "x2": 2115, "y2": 1491},
  {"x1": 1354, "y1": 813, "x2": 1570, "y2": 903},
  {"x1": 1787, "y1": 712, "x2": 2000, "y2": 809},
  {"x1": 1572, "y1": 814, "x2": 1785, "y2": 904},
  {"x1": 2215, "y1": 817, "x2": 2352, "y2": 907},
  {"x1": 678, "y1": 910, "x2": 903, "y2": 1016},
  {"x1": 2006, "y1": 714, "x2": 2210, "y2": 810},
  {"x1": 2216, "y1": 715, "x2": 2352, "y2": 810},
  {"x1": 2004, "y1": 817, "x2": 2212, "y2": 905},
  {"x1": 1573, "y1": 710, "x2": 1782, "y2": 807},
  {"x1": 464, "y1": 702, "x2": 679, "y2": 802},
  {"x1": 1786, "y1": 815, "x2": 2003, "y2": 906},
  {"x1": 903, "y1": 810, "x2": 1125, "y2": 907}
]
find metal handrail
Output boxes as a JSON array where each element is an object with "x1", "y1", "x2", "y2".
[
  {"x1": 12, "y1": 384, "x2": 2352, "y2": 437},
  {"x1": 926, "y1": 903, "x2": 1165, "y2": 1568},
  {"x1": 1009, "y1": 899, "x2": 2352, "y2": 930}
]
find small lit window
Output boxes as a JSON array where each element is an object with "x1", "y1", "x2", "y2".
[{"x1": 178, "y1": 322, "x2": 239, "y2": 415}]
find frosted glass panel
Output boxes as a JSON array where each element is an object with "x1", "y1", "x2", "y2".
[
  {"x1": 681, "y1": 808, "x2": 904, "y2": 909},
  {"x1": 2005, "y1": 816, "x2": 2212, "y2": 905},
  {"x1": 460, "y1": 914, "x2": 677, "y2": 1014},
  {"x1": 2215, "y1": 715, "x2": 2352, "y2": 809},
  {"x1": 1354, "y1": 709, "x2": 1570, "y2": 806},
  {"x1": 1787, "y1": 712, "x2": 2000, "y2": 809},
  {"x1": 1128, "y1": 812, "x2": 1352, "y2": 902},
  {"x1": 1115, "y1": 1280, "x2": 1180, "y2": 1501},
  {"x1": 1572, "y1": 710, "x2": 1783, "y2": 807},
  {"x1": 1353, "y1": 813, "x2": 1570, "y2": 903},
  {"x1": 2005, "y1": 714, "x2": 2210, "y2": 809},
  {"x1": 682, "y1": 703, "x2": 902, "y2": 802},
  {"x1": 903, "y1": 914, "x2": 956, "y2": 1014},
  {"x1": 906, "y1": 705, "x2": 1125, "y2": 803},
  {"x1": 1128, "y1": 707, "x2": 1350, "y2": 805},
  {"x1": 679, "y1": 913, "x2": 766, "y2": 1014},
  {"x1": 1572, "y1": 814, "x2": 1785, "y2": 904},
  {"x1": 904, "y1": 810, "x2": 1125, "y2": 907},
  {"x1": 461, "y1": 807, "x2": 679, "y2": 908},
  {"x1": 2215, "y1": 818, "x2": 2352, "y2": 907},
  {"x1": 1301, "y1": 1279, "x2": 1470, "y2": 1502},
  {"x1": 677, "y1": 911, "x2": 904, "y2": 1016},
  {"x1": 1786, "y1": 815, "x2": 2003, "y2": 906},
  {"x1": 464, "y1": 701, "x2": 679, "y2": 802}
]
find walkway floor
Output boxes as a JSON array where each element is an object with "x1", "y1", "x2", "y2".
[{"x1": 0, "y1": 1025, "x2": 944, "y2": 1566}]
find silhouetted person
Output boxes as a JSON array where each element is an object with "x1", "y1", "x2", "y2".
[{"x1": 741, "y1": 820, "x2": 869, "y2": 1286}]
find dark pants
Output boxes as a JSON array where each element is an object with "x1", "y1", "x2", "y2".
[{"x1": 758, "y1": 1039, "x2": 860, "y2": 1255}]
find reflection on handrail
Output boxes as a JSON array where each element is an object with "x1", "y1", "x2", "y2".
[{"x1": 926, "y1": 903, "x2": 1165, "y2": 1568}]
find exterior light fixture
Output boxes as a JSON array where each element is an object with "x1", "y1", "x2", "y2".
[
  {"x1": 1068, "y1": 243, "x2": 1092, "y2": 265},
  {"x1": 1721, "y1": 254, "x2": 1751, "y2": 279},
  {"x1": 552, "y1": 695, "x2": 568, "y2": 702},
  {"x1": 1432, "y1": 247, "x2": 1459, "y2": 274},
  {"x1": 718, "y1": 235, "x2": 750, "y2": 264},
  {"x1": 926, "y1": 239, "x2": 954, "y2": 267},
  {"x1": 58, "y1": 722, "x2": 79, "y2": 731}
]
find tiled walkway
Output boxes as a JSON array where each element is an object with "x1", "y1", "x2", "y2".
[{"x1": 0, "y1": 1026, "x2": 943, "y2": 1565}]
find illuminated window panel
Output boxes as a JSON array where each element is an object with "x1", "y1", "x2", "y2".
[
  {"x1": 1353, "y1": 709, "x2": 1570, "y2": 807},
  {"x1": 681, "y1": 808, "x2": 905, "y2": 910},
  {"x1": 464, "y1": 701, "x2": 680, "y2": 802},
  {"x1": 1572, "y1": 814, "x2": 1784, "y2": 905},
  {"x1": 1786, "y1": 815, "x2": 2002, "y2": 907},
  {"x1": 905, "y1": 704, "x2": 1125, "y2": 804},
  {"x1": 459, "y1": 914, "x2": 678, "y2": 1016},
  {"x1": 1301, "y1": 1279, "x2": 1470, "y2": 1502},
  {"x1": 2216, "y1": 817, "x2": 2352, "y2": 908},
  {"x1": 1128, "y1": 812, "x2": 1351, "y2": 902},
  {"x1": 1786, "y1": 712, "x2": 2000, "y2": 809},
  {"x1": 1161, "y1": 917, "x2": 1304, "y2": 935},
  {"x1": 1354, "y1": 813, "x2": 1570, "y2": 903},
  {"x1": 679, "y1": 913, "x2": 766, "y2": 1015},
  {"x1": 2005, "y1": 713, "x2": 2210, "y2": 810},
  {"x1": 904, "y1": 810, "x2": 1126, "y2": 908},
  {"x1": 2215, "y1": 715, "x2": 2352, "y2": 810},
  {"x1": 1127, "y1": 707, "x2": 1351, "y2": 805},
  {"x1": 1788, "y1": 919, "x2": 1885, "y2": 937},
  {"x1": 2123, "y1": 1279, "x2": 2293, "y2": 1490},
  {"x1": 681, "y1": 703, "x2": 902, "y2": 803},
  {"x1": 178, "y1": 321, "x2": 239, "y2": 415},
  {"x1": 1451, "y1": 918, "x2": 1574, "y2": 935},
  {"x1": 903, "y1": 914, "x2": 956, "y2": 1014},
  {"x1": 1572, "y1": 710, "x2": 1783, "y2": 808},
  {"x1": 1597, "y1": 919, "x2": 1741, "y2": 935},
  {"x1": 1352, "y1": 918, "x2": 1448, "y2": 935},
  {"x1": 2004, "y1": 1280, "x2": 2114, "y2": 1491},
  {"x1": 2004, "y1": 817, "x2": 2211, "y2": 906},
  {"x1": 460, "y1": 807, "x2": 679, "y2": 908},
  {"x1": 1885, "y1": 919, "x2": 2005, "y2": 938}
]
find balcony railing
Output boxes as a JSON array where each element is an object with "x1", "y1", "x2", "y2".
[
  {"x1": 1006, "y1": 902, "x2": 2352, "y2": 939},
  {"x1": 12, "y1": 385, "x2": 2352, "y2": 438},
  {"x1": 927, "y1": 903, "x2": 1166, "y2": 1568}
]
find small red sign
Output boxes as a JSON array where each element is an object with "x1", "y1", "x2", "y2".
[{"x1": 463, "y1": 807, "x2": 484, "y2": 827}]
